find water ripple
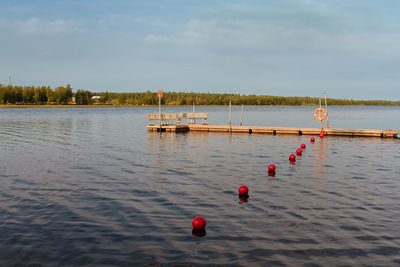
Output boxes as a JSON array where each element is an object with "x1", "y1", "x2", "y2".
[{"x1": 1, "y1": 107, "x2": 400, "y2": 266}]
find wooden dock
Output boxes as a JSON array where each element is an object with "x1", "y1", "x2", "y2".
[
  {"x1": 147, "y1": 124, "x2": 399, "y2": 138},
  {"x1": 146, "y1": 113, "x2": 399, "y2": 138}
]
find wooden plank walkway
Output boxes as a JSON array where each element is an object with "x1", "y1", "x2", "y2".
[{"x1": 147, "y1": 124, "x2": 400, "y2": 138}]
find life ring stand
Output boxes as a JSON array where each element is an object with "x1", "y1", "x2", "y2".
[{"x1": 314, "y1": 108, "x2": 327, "y2": 121}]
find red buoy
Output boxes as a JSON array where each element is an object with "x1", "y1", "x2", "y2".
[
  {"x1": 301, "y1": 143, "x2": 306, "y2": 149},
  {"x1": 192, "y1": 216, "x2": 207, "y2": 230},
  {"x1": 238, "y1": 185, "x2": 249, "y2": 195},
  {"x1": 268, "y1": 164, "x2": 276, "y2": 172},
  {"x1": 289, "y1": 154, "x2": 296, "y2": 162},
  {"x1": 319, "y1": 132, "x2": 325, "y2": 138},
  {"x1": 296, "y1": 148, "x2": 302, "y2": 155},
  {"x1": 310, "y1": 137, "x2": 315, "y2": 142}
]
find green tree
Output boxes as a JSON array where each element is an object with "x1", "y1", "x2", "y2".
[
  {"x1": 47, "y1": 87, "x2": 55, "y2": 104},
  {"x1": 75, "y1": 89, "x2": 93, "y2": 104},
  {"x1": 54, "y1": 86, "x2": 68, "y2": 104},
  {"x1": 99, "y1": 91, "x2": 109, "y2": 104},
  {"x1": 22, "y1": 86, "x2": 35, "y2": 103}
]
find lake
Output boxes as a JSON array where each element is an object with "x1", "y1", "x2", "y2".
[{"x1": 1, "y1": 106, "x2": 399, "y2": 266}]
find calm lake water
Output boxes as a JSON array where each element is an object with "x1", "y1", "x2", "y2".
[{"x1": 1, "y1": 106, "x2": 399, "y2": 266}]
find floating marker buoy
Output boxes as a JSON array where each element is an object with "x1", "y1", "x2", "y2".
[
  {"x1": 296, "y1": 148, "x2": 302, "y2": 155},
  {"x1": 301, "y1": 143, "x2": 306, "y2": 149},
  {"x1": 320, "y1": 132, "x2": 325, "y2": 138},
  {"x1": 289, "y1": 154, "x2": 296, "y2": 162},
  {"x1": 192, "y1": 216, "x2": 207, "y2": 230},
  {"x1": 310, "y1": 137, "x2": 315, "y2": 142},
  {"x1": 238, "y1": 185, "x2": 249, "y2": 195},
  {"x1": 268, "y1": 164, "x2": 276, "y2": 172}
]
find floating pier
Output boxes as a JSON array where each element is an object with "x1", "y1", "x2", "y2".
[
  {"x1": 147, "y1": 124, "x2": 399, "y2": 138},
  {"x1": 146, "y1": 113, "x2": 399, "y2": 138}
]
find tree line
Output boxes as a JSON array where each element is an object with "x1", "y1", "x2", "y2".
[
  {"x1": 108, "y1": 91, "x2": 400, "y2": 106},
  {"x1": 1, "y1": 84, "x2": 399, "y2": 106},
  {"x1": 0, "y1": 84, "x2": 94, "y2": 105}
]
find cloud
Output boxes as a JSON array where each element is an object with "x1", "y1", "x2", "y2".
[
  {"x1": 97, "y1": 14, "x2": 169, "y2": 31},
  {"x1": 0, "y1": 17, "x2": 86, "y2": 37},
  {"x1": 144, "y1": 34, "x2": 178, "y2": 43},
  {"x1": 0, "y1": 17, "x2": 91, "y2": 63},
  {"x1": 144, "y1": 1, "x2": 400, "y2": 62},
  {"x1": 15, "y1": 17, "x2": 75, "y2": 35}
]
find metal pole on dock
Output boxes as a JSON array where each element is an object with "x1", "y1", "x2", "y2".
[
  {"x1": 324, "y1": 92, "x2": 330, "y2": 129},
  {"x1": 229, "y1": 101, "x2": 232, "y2": 132},
  {"x1": 159, "y1": 96, "x2": 161, "y2": 128},
  {"x1": 319, "y1": 98, "x2": 323, "y2": 130},
  {"x1": 240, "y1": 104, "x2": 244, "y2": 126},
  {"x1": 158, "y1": 90, "x2": 163, "y2": 129},
  {"x1": 159, "y1": 97, "x2": 161, "y2": 115},
  {"x1": 192, "y1": 102, "x2": 195, "y2": 124}
]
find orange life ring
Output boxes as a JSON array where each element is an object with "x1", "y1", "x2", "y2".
[{"x1": 314, "y1": 108, "x2": 327, "y2": 121}]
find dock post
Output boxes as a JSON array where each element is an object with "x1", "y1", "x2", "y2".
[
  {"x1": 159, "y1": 95, "x2": 161, "y2": 128},
  {"x1": 229, "y1": 101, "x2": 232, "y2": 132},
  {"x1": 324, "y1": 92, "x2": 330, "y2": 129},
  {"x1": 319, "y1": 98, "x2": 323, "y2": 131},
  {"x1": 192, "y1": 102, "x2": 195, "y2": 124},
  {"x1": 158, "y1": 90, "x2": 163, "y2": 129},
  {"x1": 240, "y1": 104, "x2": 244, "y2": 126}
]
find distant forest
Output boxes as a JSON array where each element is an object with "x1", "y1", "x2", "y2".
[{"x1": 0, "y1": 84, "x2": 399, "y2": 106}]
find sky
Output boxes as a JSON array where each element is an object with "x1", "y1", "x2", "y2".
[{"x1": 0, "y1": 0, "x2": 399, "y2": 100}]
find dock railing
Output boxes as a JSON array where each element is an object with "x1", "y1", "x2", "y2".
[
  {"x1": 147, "y1": 113, "x2": 182, "y2": 126},
  {"x1": 147, "y1": 113, "x2": 208, "y2": 126},
  {"x1": 179, "y1": 113, "x2": 208, "y2": 124}
]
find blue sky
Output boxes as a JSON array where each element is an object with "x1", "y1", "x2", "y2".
[{"x1": 1, "y1": 0, "x2": 399, "y2": 100}]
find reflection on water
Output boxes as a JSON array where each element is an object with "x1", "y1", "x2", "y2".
[
  {"x1": 238, "y1": 194, "x2": 249, "y2": 203},
  {"x1": 0, "y1": 107, "x2": 400, "y2": 266},
  {"x1": 192, "y1": 229, "x2": 207, "y2": 237}
]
